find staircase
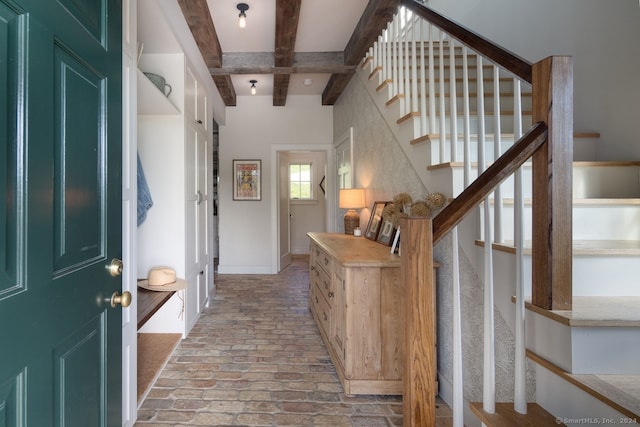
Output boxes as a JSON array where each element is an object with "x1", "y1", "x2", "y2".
[{"x1": 356, "y1": 2, "x2": 640, "y2": 426}]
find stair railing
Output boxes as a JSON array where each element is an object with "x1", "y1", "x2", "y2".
[{"x1": 363, "y1": 1, "x2": 573, "y2": 426}]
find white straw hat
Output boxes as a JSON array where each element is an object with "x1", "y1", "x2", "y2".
[{"x1": 138, "y1": 266, "x2": 186, "y2": 291}]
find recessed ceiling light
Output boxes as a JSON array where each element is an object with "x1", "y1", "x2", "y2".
[{"x1": 303, "y1": 78, "x2": 313, "y2": 86}]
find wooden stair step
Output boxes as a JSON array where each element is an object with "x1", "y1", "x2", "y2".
[
  {"x1": 470, "y1": 402, "x2": 563, "y2": 426},
  {"x1": 524, "y1": 296, "x2": 640, "y2": 328},
  {"x1": 528, "y1": 350, "x2": 640, "y2": 419},
  {"x1": 476, "y1": 239, "x2": 640, "y2": 257}
]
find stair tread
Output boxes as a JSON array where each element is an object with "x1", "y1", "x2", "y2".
[
  {"x1": 528, "y1": 350, "x2": 640, "y2": 419},
  {"x1": 470, "y1": 402, "x2": 562, "y2": 426},
  {"x1": 478, "y1": 239, "x2": 640, "y2": 255},
  {"x1": 429, "y1": 160, "x2": 640, "y2": 170},
  {"x1": 524, "y1": 296, "x2": 640, "y2": 327}
]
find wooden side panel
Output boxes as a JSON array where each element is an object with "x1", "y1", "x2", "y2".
[
  {"x1": 345, "y1": 267, "x2": 382, "y2": 379},
  {"x1": 401, "y1": 217, "x2": 436, "y2": 427},
  {"x1": 380, "y1": 267, "x2": 403, "y2": 380}
]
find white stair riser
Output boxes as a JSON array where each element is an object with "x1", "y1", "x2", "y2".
[
  {"x1": 449, "y1": 164, "x2": 640, "y2": 198},
  {"x1": 535, "y1": 364, "x2": 634, "y2": 420},
  {"x1": 524, "y1": 254, "x2": 640, "y2": 297},
  {"x1": 526, "y1": 311, "x2": 640, "y2": 374},
  {"x1": 479, "y1": 203, "x2": 640, "y2": 241}
]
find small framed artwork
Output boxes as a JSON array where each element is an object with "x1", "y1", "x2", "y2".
[
  {"x1": 376, "y1": 219, "x2": 396, "y2": 246},
  {"x1": 233, "y1": 159, "x2": 261, "y2": 201},
  {"x1": 365, "y1": 201, "x2": 388, "y2": 241}
]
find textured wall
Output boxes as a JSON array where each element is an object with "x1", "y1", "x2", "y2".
[
  {"x1": 334, "y1": 71, "x2": 535, "y2": 405},
  {"x1": 333, "y1": 76, "x2": 428, "y2": 226}
]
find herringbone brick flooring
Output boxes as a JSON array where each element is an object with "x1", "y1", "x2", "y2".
[{"x1": 135, "y1": 255, "x2": 452, "y2": 426}]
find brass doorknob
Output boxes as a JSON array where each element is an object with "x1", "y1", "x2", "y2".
[
  {"x1": 110, "y1": 291, "x2": 132, "y2": 308},
  {"x1": 107, "y1": 258, "x2": 123, "y2": 277}
]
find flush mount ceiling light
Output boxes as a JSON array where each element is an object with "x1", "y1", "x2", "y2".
[
  {"x1": 237, "y1": 3, "x2": 249, "y2": 28},
  {"x1": 249, "y1": 79, "x2": 257, "y2": 95}
]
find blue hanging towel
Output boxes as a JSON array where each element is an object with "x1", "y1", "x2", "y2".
[{"x1": 137, "y1": 152, "x2": 153, "y2": 226}]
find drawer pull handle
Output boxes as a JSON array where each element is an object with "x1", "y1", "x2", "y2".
[
  {"x1": 328, "y1": 291, "x2": 334, "y2": 298},
  {"x1": 324, "y1": 258, "x2": 329, "y2": 266},
  {"x1": 315, "y1": 296, "x2": 319, "y2": 303},
  {"x1": 323, "y1": 312, "x2": 327, "y2": 321}
]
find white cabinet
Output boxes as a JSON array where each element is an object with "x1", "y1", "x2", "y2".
[
  {"x1": 185, "y1": 66, "x2": 208, "y2": 134},
  {"x1": 136, "y1": 50, "x2": 212, "y2": 337}
]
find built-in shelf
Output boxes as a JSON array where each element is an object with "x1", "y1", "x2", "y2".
[
  {"x1": 137, "y1": 68, "x2": 180, "y2": 115},
  {"x1": 137, "y1": 287, "x2": 176, "y2": 329}
]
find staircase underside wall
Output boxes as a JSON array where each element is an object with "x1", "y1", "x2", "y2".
[{"x1": 337, "y1": 62, "x2": 537, "y2": 422}]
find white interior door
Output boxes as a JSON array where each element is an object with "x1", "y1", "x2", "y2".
[{"x1": 278, "y1": 151, "x2": 292, "y2": 271}]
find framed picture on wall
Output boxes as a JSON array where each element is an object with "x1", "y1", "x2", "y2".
[
  {"x1": 365, "y1": 201, "x2": 388, "y2": 241},
  {"x1": 233, "y1": 159, "x2": 261, "y2": 201}
]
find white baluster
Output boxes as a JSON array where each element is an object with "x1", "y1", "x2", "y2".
[
  {"x1": 452, "y1": 226, "x2": 464, "y2": 427},
  {"x1": 449, "y1": 39, "x2": 458, "y2": 162},
  {"x1": 513, "y1": 78, "x2": 527, "y2": 415},
  {"x1": 483, "y1": 193, "x2": 496, "y2": 416},
  {"x1": 411, "y1": 15, "x2": 419, "y2": 115},
  {"x1": 398, "y1": 11, "x2": 406, "y2": 116},
  {"x1": 428, "y1": 24, "x2": 436, "y2": 135},
  {"x1": 391, "y1": 16, "x2": 398, "y2": 100},
  {"x1": 419, "y1": 20, "x2": 427, "y2": 136},
  {"x1": 385, "y1": 26, "x2": 391, "y2": 87},
  {"x1": 493, "y1": 65, "x2": 503, "y2": 243},
  {"x1": 462, "y1": 47, "x2": 471, "y2": 187},
  {"x1": 438, "y1": 30, "x2": 446, "y2": 162}
]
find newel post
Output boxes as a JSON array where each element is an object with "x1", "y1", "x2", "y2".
[
  {"x1": 401, "y1": 217, "x2": 436, "y2": 427},
  {"x1": 531, "y1": 56, "x2": 573, "y2": 310}
]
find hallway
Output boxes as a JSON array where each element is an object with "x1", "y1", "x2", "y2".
[{"x1": 135, "y1": 255, "x2": 452, "y2": 426}]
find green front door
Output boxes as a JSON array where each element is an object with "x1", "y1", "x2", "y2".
[{"x1": 0, "y1": 0, "x2": 123, "y2": 425}]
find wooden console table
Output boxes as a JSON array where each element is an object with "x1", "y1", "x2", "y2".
[{"x1": 307, "y1": 232, "x2": 410, "y2": 395}]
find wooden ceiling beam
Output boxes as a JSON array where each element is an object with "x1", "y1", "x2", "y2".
[
  {"x1": 322, "y1": 0, "x2": 401, "y2": 105},
  {"x1": 273, "y1": 0, "x2": 302, "y2": 105},
  {"x1": 210, "y1": 52, "x2": 355, "y2": 75},
  {"x1": 177, "y1": 0, "x2": 236, "y2": 106}
]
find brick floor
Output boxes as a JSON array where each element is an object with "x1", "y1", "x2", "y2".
[{"x1": 135, "y1": 255, "x2": 453, "y2": 426}]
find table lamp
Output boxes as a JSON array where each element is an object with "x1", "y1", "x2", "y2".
[{"x1": 339, "y1": 188, "x2": 366, "y2": 235}]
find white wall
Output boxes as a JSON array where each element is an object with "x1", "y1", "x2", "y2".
[
  {"x1": 426, "y1": 0, "x2": 640, "y2": 160},
  {"x1": 218, "y1": 95, "x2": 333, "y2": 273}
]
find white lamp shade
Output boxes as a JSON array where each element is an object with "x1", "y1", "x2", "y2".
[{"x1": 339, "y1": 188, "x2": 366, "y2": 209}]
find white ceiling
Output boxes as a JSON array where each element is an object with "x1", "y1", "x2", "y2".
[{"x1": 140, "y1": 0, "x2": 370, "y2": 97}]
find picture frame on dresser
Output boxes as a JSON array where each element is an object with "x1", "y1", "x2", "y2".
[
  {"x1": 233, "y1": 159, "x2": 261, "y2": 201},
  {"x1": 365, "y1": 201, "x2": 388, "y2": 240},
  {"x1": 376, "y1": 218, "x2": 396, "y2": 246}
]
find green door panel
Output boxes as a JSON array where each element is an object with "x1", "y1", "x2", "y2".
[{"x1": 0, "y1": 0, "x2": 122, "y2": 425}]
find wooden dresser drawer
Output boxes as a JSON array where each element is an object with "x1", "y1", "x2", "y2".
[
  {"x1": 311, "y1": 243, "x2": 332, "y2": 275},
  {"x1": 311, "y1": 285, "x2": 331, "y2": 338},
  {"x1": 311, "y1": 264, "x2": 332, "y2": 303}
]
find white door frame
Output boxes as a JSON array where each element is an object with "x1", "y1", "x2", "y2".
[
  {"x1": 270, "y1": 144, "x2": 336, "y2": 273},
  {"x1": 122, "y1": 0, "x2": 138, "y2": 424}
]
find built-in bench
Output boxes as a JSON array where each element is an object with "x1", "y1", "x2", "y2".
[{"x1": 137, "y1": 286, "x2": 175, "y2": 329}]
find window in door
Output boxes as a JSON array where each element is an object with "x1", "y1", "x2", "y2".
[{"x1": 289, "y1": 162, "x2": 313, "y2": 200}]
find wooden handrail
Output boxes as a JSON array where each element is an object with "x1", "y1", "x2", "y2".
[
  {"x1": 432, "y1": 122, "x2": 548, "y2": 245},
  {"x1": 400, "y1": 0, "x2": 533, "y2": 83}
]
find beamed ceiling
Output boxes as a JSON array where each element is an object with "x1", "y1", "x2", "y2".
[{"x1": 177, "y1": 0, "x2": 402, "y2": 107}]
